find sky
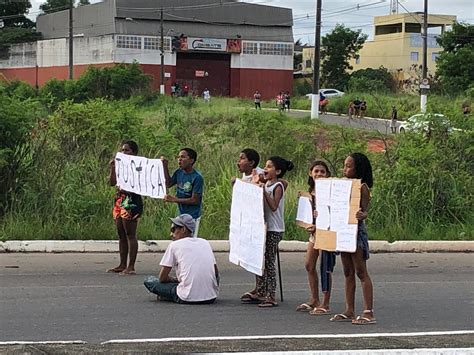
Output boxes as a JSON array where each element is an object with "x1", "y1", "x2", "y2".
[{"x1": 27, "y1": 0, "x2": 473, "y2": 43}]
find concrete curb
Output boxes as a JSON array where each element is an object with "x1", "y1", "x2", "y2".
[{"x1": 0, "y1": 240, "x2": 472, "y2": 253}]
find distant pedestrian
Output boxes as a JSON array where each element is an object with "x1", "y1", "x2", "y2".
[
  {"x1": 284, "y1": 91, "x2": 291, "y2": 112},
  {"x1": 203, "y1": 88, "x2": 211, "y2": 103},
  {"x1": 353, "y1": 98, "x2": 361, "y2": 117},
  {"x1": 276, "y1": 92, "x2": 285, "y2": 112},
  {"x1": 390, "y1": 106, "x2": 398, "y2": 134},
  {"x1": 171, "y1": 83, "x2": 176, "y2": 97},
  {"x1": 183, "y1": 84, "x2": 189, "y2": 97},
  {"x1": 319, "y1": 92, "x2": 328, "y2": 114},
  {"x1": 360, "y1": 99, "x2": 367, "y2": 119},
  {"x1": 348, "y1": 101, "x2": 355, "y2": 120},
  {"x1": 254, "y1": 90, "x2": 262, "y2": 110}
]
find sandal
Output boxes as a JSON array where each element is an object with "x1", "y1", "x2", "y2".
[
  {"x1": 240, "y1": 291, "x2": 264, "y2": 303},
  {"x1": 296, "y1": 303, "x2": 315, "y2": 312},
  {"x1": 310, "y1": 307, "x2": 331, "y2": 316},
  {"x1": 329, "y1": 313, "x2": 354, "y2": 322},
  {"x1": 352, "y1": 310, "x2": 376, "y2": 325},
  {"x1": 258, "y1": 299, "x2": 278, "y2": 308}
]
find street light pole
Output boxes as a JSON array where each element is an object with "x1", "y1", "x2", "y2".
[
  {"x1": 311, "y1": 0, "x2": 322, "y2": 119},
  {"x1": 68, "y1": 0, "x2": 74, "y2": 80},
  {"x1": 160, "y1": 7, "x2": 165, "y2": 95},
  {"x1": 420, "y1": 0, "x2": 429, "y2": 112}
]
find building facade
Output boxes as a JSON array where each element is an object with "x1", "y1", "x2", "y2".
[
  {"x1": 0, "y1": 0, "x2": 294, "y2": 99},
  {"x1": 302, "y1": 13, "x2": 456, "y2": 82}
]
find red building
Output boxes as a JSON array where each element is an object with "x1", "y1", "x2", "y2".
[{"x1": 0, "y1": 0, "x2": 294, "y2": 100}]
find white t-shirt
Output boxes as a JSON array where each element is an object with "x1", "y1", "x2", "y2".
[
  {"x1": 160, "y1": 237, "x2": 219, "y2": 302},
  {"x1": 242, "y1": 167, "x2": 265, "y2": 183}
]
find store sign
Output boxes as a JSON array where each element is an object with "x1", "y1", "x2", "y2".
[
  {"x1": 195, "y1": 70, "x2": 205, "y2": 77},
  {"x1": 188, "y1": 37, "x2": 227, "y2": 51}
]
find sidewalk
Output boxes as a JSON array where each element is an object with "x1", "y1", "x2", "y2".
[{"x1": 1, "y1": 240, "x2": 472, "y2": 253}]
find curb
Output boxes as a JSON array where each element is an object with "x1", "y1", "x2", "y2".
[{"x1": 0, "y1": 240, "x2": 472, "y2": 253}]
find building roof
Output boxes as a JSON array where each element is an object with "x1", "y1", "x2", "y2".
[{"x1": 37, "y1": 0, "x2": 293, "y2": 42}]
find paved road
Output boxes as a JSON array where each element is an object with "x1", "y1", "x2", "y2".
[
  {"x1": 271, "y1": 108, "x2": 396, "y2": 134},
  {"x1": 1, "y1": 252, "x2": 473, "y2": 352}
]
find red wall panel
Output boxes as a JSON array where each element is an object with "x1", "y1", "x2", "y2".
[{"x1": 231, "y1": 68, "x2": 293, "y2": 101}]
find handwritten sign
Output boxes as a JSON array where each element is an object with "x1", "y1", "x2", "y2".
[
  {"x1": 229, "y1": 179, "x2": 265, "y2": 276},
  {"x1": 314, "y1": 178, "x2": 361, "y2": 253},
  {"x1": 115, "y1": 152, "x2": 166, "y2": 199}
]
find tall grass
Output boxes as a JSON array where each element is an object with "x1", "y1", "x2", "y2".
[{"x1": 1, "y1": 96, "x2": 472, "y2": 241}]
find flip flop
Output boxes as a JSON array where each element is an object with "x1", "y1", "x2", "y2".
[
  {"x1": 329, "y1": 313, "x2": 354, "y2": 322},
  {"x1": 352, "y1": 315, "x2": 377, "y2": 325},
  {"x1": 310, "y1": 307, "x2": 331, "y2": 316},
  {"x1": 241, "y1": 292, "x2": 264, "y2": 303},
  {"x1": 119, "y1": 270, "x2": 136, "y2": 275},
  {"x1": 296, "y1": 303, "x2": 315, "y2": 312},
  {"x1": 258, "y1": 300, "x2": 278, "y2": 308}
]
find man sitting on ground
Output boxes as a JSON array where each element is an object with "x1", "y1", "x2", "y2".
[{"x1": 144, "y1": 214, "x2": 219, "y2": 304}]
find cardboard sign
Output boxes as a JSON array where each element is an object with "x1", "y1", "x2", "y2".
[{"x1": 313, "y1": 178, "x2": 361, "y2": 253}]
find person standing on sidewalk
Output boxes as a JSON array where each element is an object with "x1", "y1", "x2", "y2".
[
  {"x1": 390, "y1": 106, "x2": 398, "y2": 134},
  {"x1": 144, "y1": 214, "x2": 219, "y2": 304},
  {"x1": 254, "y1": 90, "x2": 262, "y2": 110},
  {"x1": 162, "y1": 148, "x2": 204, "y2": 236},
  {"x1": 107, "y1": 140, "x2": 143, "y2": 275}
]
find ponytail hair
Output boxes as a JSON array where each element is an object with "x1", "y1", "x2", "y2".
[{"x1": 268, "y1": 156, "x2": 294, "y2": 178}]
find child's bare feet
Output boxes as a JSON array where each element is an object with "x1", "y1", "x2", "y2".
[
  {"x1": 106, "y1": 266, "x2": 125, "y2": 273},
  {"x1": 119, "y1": 268, "x2": 136, "y2": 275}
]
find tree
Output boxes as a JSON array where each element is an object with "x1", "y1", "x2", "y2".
[
  {"x1": 349, "y1": 67, "x2": 397, "y2": 93},
  {"x1": 0, "y1": 0, "x2": 34, "y2": 28},
  {"x1": 293, "y1": 38, "x2": 303, "y2": 71},
  {"x1": 436, "y1": 22, "x2": 474, "y2": 95},
  {"x1": 40, "y1": 0, "x2": 89, "y2": 14},
  {"x1": 321, "y1": 24, "x2": 367, "y2": 90}
]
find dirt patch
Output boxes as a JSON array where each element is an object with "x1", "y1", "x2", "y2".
[{"x1": 368, "y1": 138, "x2": 393, "y2": 152}]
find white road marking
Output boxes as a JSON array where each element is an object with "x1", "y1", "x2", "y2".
[
  {"x1": 0, "y1": 340, "x2": 86, "y2": 345},
  {"x1": 101, "y1": 330, "x2": 474, "y2": 344}
]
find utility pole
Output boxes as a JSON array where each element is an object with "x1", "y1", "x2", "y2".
[
  {"x1": 311, "y1": 0, "x2": 322, "y2": 119},
  {"x1": 68, "y1": 0, "x2": 74, "y2": 80},
  {"x1": 160, "y1": 7, "x2": 165, "y2": 95},
  {"x1": 420, "y1": 0, "x2": 429, "y2": 113}
]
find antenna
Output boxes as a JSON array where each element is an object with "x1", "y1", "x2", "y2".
[{"x1": 390, "y1": 0, "x2": 398, "y2": 14}]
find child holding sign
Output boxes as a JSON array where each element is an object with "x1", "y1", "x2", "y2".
[
  {"x1": 107, "y1": 140, "x2": 143, "y2": 275},
  {"x1": 330, "y1": 152, "x2": 375, "y2": 325},
  {"x1": 296, "y1": 160, "x2": 336, "y2": 315},
  {"x1": 256, "y1": 156, "x2": 294, "y2": 307}
]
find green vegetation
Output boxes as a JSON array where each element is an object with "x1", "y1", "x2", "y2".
[{"x1": 0, "y1": 64, "x2": 472, "y2": 242}]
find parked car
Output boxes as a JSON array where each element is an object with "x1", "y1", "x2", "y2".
[
  {"x1": 398, "y1": 113, "x2": 452, "y2": 135},
  {"x1": 305, "y1": 89, "x2": 345, "y2": 99}
]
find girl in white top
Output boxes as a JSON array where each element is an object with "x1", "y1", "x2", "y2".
[{"x1": 255, "y1": 156, "x2": 294, "y2": 307}]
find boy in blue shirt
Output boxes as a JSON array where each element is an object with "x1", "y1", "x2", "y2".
[{"x1": 162, "y1": 148, "x2": 204, "y2": 236}]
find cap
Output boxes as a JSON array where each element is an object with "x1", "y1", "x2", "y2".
[{"x1": 170, "y1": 214, "x2": 196, "y2": 234}]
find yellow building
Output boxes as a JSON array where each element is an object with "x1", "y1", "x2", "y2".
[{"x1": 302, "y1": 13, "x2": 456, "y2": 84}]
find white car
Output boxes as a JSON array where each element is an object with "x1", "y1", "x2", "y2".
[
  {"x1": 398, "y1": 113, "x2": 452, "y2": 134},
  {"x1": 305, "y1": 89, "x2": 345, "y2": 99}
]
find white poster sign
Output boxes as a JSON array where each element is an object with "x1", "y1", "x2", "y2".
[
  {"x1": 114, "y1": 152, "x2": 166, "y2": 199},
  {"x1": 314, "y1": 178, "x2": 360, "y2": 253},
  {"x1": 188, "y1": 37, "x2": 227, "y2": 51},
  {"x1": 229, "y1": 179, "x2": 266, "y2": 276}
]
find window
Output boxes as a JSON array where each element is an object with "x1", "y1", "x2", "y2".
[
  {"x1": 243, "y1": 42, "x2": 258, "y2": 54},
  {"x1": 116, "y1": 35, "x2": 141, "y2": 49},
  {"x1": 259, "y1": 42, "x2": 292, "y2": 56},
  {"x1": 431, "y1": 52, "x2": 440, "y2": 61},
  {"x1": 410, "y1": 51, "x2": 419, "y2": 62},
  {"x1": 144, "y1": 37, "x2": 171, "y2": 51},
  {"x1": 305, "y1": 59, "x2": 312, "y2": 68}
]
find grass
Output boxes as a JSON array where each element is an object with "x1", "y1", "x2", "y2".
[{"x1": 1, "y1": 96, "x2": 472, "y2": 242}]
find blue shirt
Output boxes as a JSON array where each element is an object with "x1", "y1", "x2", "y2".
[{"x1": 171, "y1": 168, "x2": 204, "y2": 219}]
